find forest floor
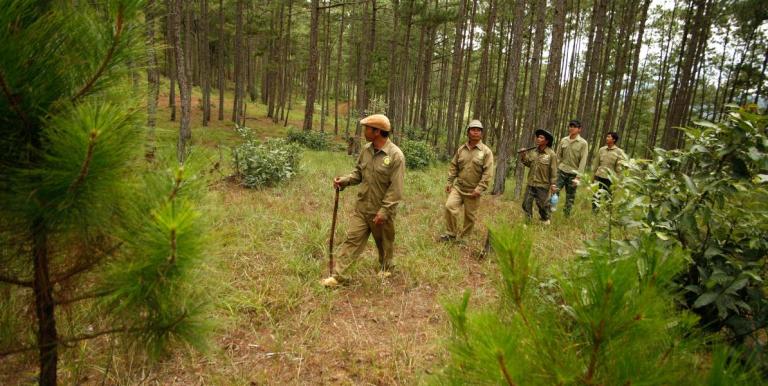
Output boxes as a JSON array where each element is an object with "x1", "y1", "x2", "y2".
[{"x1": 2, "y1": 87, "x2": 604, "y2": 385}]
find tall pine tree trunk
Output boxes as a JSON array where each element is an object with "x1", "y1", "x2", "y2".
[
  {"x1": 303, "y1": 0, "x2": 320, "y2": 131},
  {"x1": 540, "y1": 0, "x2": 565, "y2": 131},
  {"x1": 146, "y1": 0, "x2": 160, "y2": 156},
  {"x1": 445, "y1": 0, "x2": 467, "y2": 156},
  {"x1": 492, "y1": 0, "x2": 526, "y2": 196},
  {"x1": 171, "y1": 0, "x2": 191, "y2": 163}
]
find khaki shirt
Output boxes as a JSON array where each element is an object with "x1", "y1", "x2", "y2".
[
  {"x1": 522, "y1": 147, "x2": 558, "y2": 188},
  {"x1": 556, "y1": 134, "x2": 589, "y2": 176},
  {"x1": 592, "y1": 145, "x2": 627, "y2": 179},
  {"x1": 447, "y1": 141, "x2": 495, "y2": 195},
  {"x1": 339, "y1": 139, "x2": 405, "y2": 220}
]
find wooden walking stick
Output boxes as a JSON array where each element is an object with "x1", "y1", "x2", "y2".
[{"x1": 328, "y1": 186, "x2": 340, "y2": 276}]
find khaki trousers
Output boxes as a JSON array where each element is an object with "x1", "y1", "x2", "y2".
[
  {"x1": 333, "y1": 210, "x2": 395, "y2": 278},
  {"x1": 444, "y1": 189, "x2": 480, "y2": 238}
]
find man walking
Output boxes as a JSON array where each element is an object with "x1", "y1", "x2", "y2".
[
  {"x1": 440, "y1": 120, "x2": 495, "y2": 242},
  {"x1": 520, "y1": 129, "x2": 558, "y2": 224},
  {"x1": 555, "y1": 120, "x2": 589, "y2": 217},
  {"x1": 592, "y1": 131, "x2": 627, "y2": 212},
  {"x1": 322, "y1": 114, "x2": 405, "y2": 287}
]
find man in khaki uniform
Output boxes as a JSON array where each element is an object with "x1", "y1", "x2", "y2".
[
  {"x1": 592, "y1": 131, "x2": 627, "y2": 212},
  {"x1": 520, "y1": 129, "x2": 558, "y2": 224},
  {"x1": 322, "y1": 114, "x2": 405, "y2": 287},
  {"x1": 555, "y1": 119, "x2": 589, "y2": 217},
  {"x1": 440, "y1": 119, "x2": 495, "y2": 242}
]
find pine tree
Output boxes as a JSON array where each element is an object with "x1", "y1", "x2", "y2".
[
  {"x1": 0, "y1": 2, "x2": 210, "y2": 384},
  {"x1": 439, "y1": 225, "x2": 759, "y2": 385}
]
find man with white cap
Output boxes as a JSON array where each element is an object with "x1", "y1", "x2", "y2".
[
  {"x1": 440, "y1": 119, "x2": 495, "y2": 242},
  {"x1": 322, "y1": 114, "x2": 405, "y2": 287}
]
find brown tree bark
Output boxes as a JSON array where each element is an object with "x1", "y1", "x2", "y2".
[
  {"x1": 445, "y1": 0, "x2": 467, "y2": 156},
  {"x1": 217, "y1": 0, "x2": 225, "y2": 120},
  {"x1": 303, "y1": 0, "x2": 320, "y2": 131},
  {"x1": 492, "y1": 0, "x2": 526, "y2": 196},
  {"x1": 146, "y1": 0, "x2": 160, "y2": 156},
  {"x1": 232, "y1": 0, "x2": 245, "y2": 124},
  {"x1": 540, "y1": 0, "x2": 566, "y2": 131},
  {"x1": 171, "y1": 0, "x2": 191, "y2": 163}
]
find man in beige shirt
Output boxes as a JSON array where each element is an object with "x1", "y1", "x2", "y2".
[
  {"x1": 592, "y1": 131, "x2": 627, "y2": 212},
  {"x1": 441, "y1": 120, "x2": 495, "y2": 242},
  {"x1": 323, "y1": 114, "x2": 405, "y2": 287},
  {"x1": 555, "y1": 119, "x2": 589, "y2": 217}
]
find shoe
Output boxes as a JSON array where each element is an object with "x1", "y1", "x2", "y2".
[
  {"x1": 377, "y1": 270, "x2": 392, "y2": 279},
  {"x1": 439, "y1": 234, "x2": 456, "y2": 242},
  {"x1": 542, "y1": 220, "x2": 551, "y2": 225},
  {"x1": 320, "y1": 276, "x2": 339, "y2": 288}
]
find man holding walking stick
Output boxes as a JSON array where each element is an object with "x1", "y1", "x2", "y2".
[{"x1": 321, "y1": 114, "x2": 405, "y2": 288}]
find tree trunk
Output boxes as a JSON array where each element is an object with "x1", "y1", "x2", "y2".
[
  {"x1": 492, "y1": 0, "x2": 526, "y2": 196},
  {"x1": 171, "y1": 0, "x2": 191, "y2": 163},
  {"x1": 334, "y1": 4, "x2": 346, "y2": 134},
  {"x1": 146, "y1": 0, "x2": 160, "y2": 157},
  {"x1": 455, "y1": 0, "x2": 478, "y2": 149},
  {"x1": 524, "y1": 0, "x2": 546, "y2": 134},
  {"x1": 445, "y1": 0, "x2": 467, "y2": 156},
  {"x1": 303, "y1": 0, "x2": 320, "y2": 131},
  {"x1": 617, "y1": 0, "x2": 651, "y2": 135},
  {"x1": 232, "y1": 0, "x2": 245, "y2": 124},
  {"x1": 540, "y1": 0, "x2": 566, "y2": 131},
  {"x1": 33, "y1": 219, "x2": 57, "y2": 386},
  {"x1": 200, "y1": 0, "x2": 211, "y2": 126},
  {"x1": 581, "y1": 0, "x2": 608, "y2": 143},
  {"x1": 474, "y1": 0, "x2": 497, "y2": 124},
  {"x1": 217, "y1": 0, "x2": 225, "y2": 120}
]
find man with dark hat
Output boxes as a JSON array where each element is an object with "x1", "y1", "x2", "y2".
[
  {"x1": 440, "y1": 119, "x2": 495, "y2": 242},
  {"x1": 519, "y1": 129, "x2": 558, "y2": 224},
  {"x1": 322, "y1": 114, "x2": 405, "y2": 287}
]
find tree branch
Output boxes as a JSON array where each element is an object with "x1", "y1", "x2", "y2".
[
  {"x1": 0, "y1": 273, "x2": 32, "y2": 287},
  {"x1": 68, "y1": 129, "x2": 98, "y2": 193},
  {"x1": 54, "y1": 288, "x2": 114, "y2": 306},
  {"x1": 0, "y1": 71, "x2": 31, "y2": 128},
  {"x1": 71, "y1": 6, "x2": 125, "y2": 102},
  {"x1": 51, "y1": 242, "x2": 123, "y2": 284}
]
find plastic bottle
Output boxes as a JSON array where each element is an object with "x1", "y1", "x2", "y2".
[{"x1": 550, "y1": 193, "x2": 559, "y2": 212}]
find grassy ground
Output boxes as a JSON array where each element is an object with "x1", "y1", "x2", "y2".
[{"x1": 2, "y1": 86, "x2": 606, "y2": 385}]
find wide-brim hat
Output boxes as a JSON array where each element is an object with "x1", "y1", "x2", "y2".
[
  {"x1": 535, "y1": 129, "x2": 553, "y2": 146},
  {"x1": 360, "y1": 114, "x2": 391, "y2": 132}
]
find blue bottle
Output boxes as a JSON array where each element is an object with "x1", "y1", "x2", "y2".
[{"x1": 550, "y1": 193, "x2": 559, "y2": 212}]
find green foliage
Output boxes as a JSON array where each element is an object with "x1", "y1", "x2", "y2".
[
  {"x1": 438, "y1": 225, "x2": 758, "y2": 385},
  {"x1": 232, "y1": 125, "x2": 302, "y2": 188},
  {"x1": 100, "y1": 160, "x2": 212, "y2": 358},
  {"x1": 399, "y1": 138, "x2": 436, "y2": 170},
  {"x1": 613, "y1": 107, "x2": 768, "y2": 349},
  {"x1": 0, "y1": 0, "x2": 210, "y2": 378},
  {"x1": 286, "y1": 128, "x2": 331, "y2": 150}
]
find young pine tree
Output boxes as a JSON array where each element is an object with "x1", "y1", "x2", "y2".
[
  {"x1": 0, "y1": 1, "x2": 210, "y2": 384},
  {"x1": 438, "y1": 225, "x2": 759, "y2": 385}
]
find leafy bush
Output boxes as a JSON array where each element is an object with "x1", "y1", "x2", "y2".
[
  {"x1": 232, "y1": 126, "x2": 302, "y2": 188},
  {"x1": 399, "y1": 138, "x2": 436, "y2": 170},
  {"x1": 286, "y1": 129, "x2": 331, "y2": 150},
  {"x1": 612, "y1": 107, "x2": 768, "y2": 351},
  {"x1": 438, "y1": 225, "x2": 758, "y2": 384}
]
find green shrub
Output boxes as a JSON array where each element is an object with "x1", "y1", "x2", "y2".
[
  {"x1": 612, "y1": 107, "x2": 768, "y2": 354},
  {"x1": 286, "y1": 129, "x2": 331, "y2": 150},
  {"x1": 400, "y1": 138, "x2": 436, "y2": 170},
  {"x1": 233, "y1": 126, "x2": 302, "y2": 188}
]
